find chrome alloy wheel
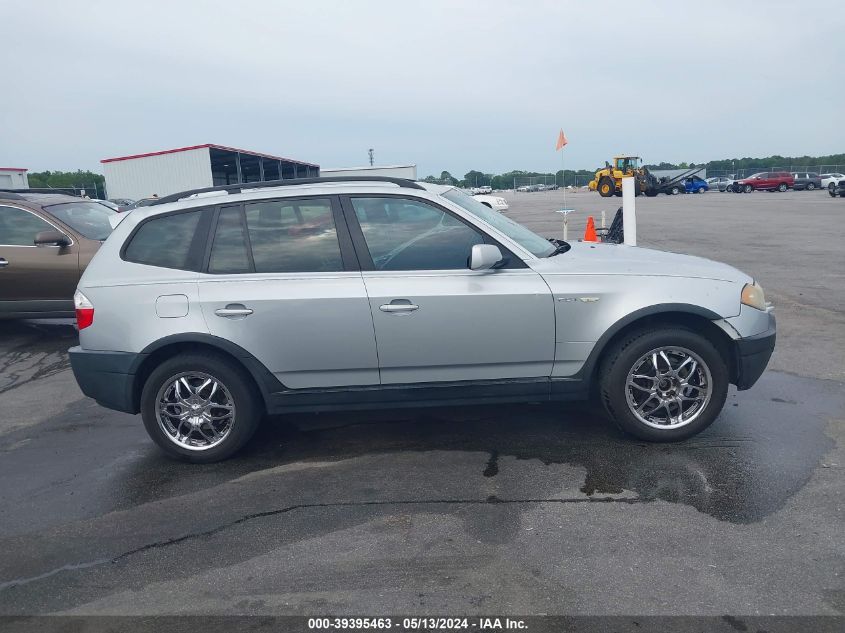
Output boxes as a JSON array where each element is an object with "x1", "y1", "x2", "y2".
[
  {"x1": 156, "y1": 372, "x2": 235, "y2": 450},
  {"x1": 625, "y1": 347, "x2": 712, "y2": 430}
]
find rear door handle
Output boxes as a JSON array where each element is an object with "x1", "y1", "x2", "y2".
[
  {"x1": 0, "y1": 258, "x2": 8, "y2": 268},
  {"x1": 214, "y1": 304, "x2": 253, "y2": 318},
  {"x1": 379, "y1": 300, "x2": 419, "y2": 313}
]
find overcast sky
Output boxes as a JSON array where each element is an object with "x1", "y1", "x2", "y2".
[{"x1": 2, "y1": 0, "x2": 843, "y2": 177}]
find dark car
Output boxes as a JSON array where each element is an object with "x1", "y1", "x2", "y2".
[
  {"x1": 0, "y1": 191, "x2": 116, "y2": 319},
  {"x1": 829, "y1": 180, "x2": 845, "y2": 198},
  {"x1": 108, "y1": 197, "x2": 136, "y2": 212},
  {"x1": 792, "y1": 172, "x2": 822, "y2": 191},
  {"x1": 735, "y1": 172, "x2": 794, "y2": 193}
]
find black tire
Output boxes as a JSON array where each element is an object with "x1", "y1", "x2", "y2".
[
  {"x1": 140, "y1": 351, "x2": 262, "y2": 463},
  {"x1": 744, "y1": 184, "x2": 753, "y2": 193},
  {"x1": 829, "y1": 183, "x2": 836, "y2": 197},
  {"x1": 598, "y1": 177, "x2": 615, "y2": 197},
  {"x1": 725, "y1": 184, "x2": 733, "y2": 192},
  {"x1": 806, "y1": 182, "x2": 815, "y2": 191},
  {"x1": 671, "y1": 186, "x2": 680, "y2": 195},
  {"x1": 598, "y1": 327, "x2": 729, "y2": 442},
  {"x1": 778, "y1": 183, "x2": 787, "y2": 192}
]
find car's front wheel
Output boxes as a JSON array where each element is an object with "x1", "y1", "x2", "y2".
[
  {"x1": 744, "y1": 184, "x2": 753, "y2": 193},
  {"x1": 140, "y1": 352, "x2": 262, "y2": 462},
  {"x1": 599, "y1": 328, "x2": 729, "y2": 442},
  {"x1": 778, "y1": 183, "x2": 788, "y2": 192},
  {"x1": 806, "y1": 182, "x2": 816, "y2": 191}
]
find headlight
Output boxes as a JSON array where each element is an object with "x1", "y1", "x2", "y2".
[{"x1": 741, "y1": 282, "x2": 766, "y2": 311}]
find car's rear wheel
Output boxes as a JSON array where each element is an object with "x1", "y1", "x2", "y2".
[
  {"x1": 806, "y1": 182, "x2": 815, "y2": 191},
  {"x1": 140, "y1": 352, "x2": 262, "y2": 462},
  {"x1": 778, "y1": 183, "x2": 788, "y2": 192},
  {"x1": 671, "y1": 186, "x2": 680, "y2": 195},
  {"x1": 599, "y1": 328, "x2": 729, "y2": 442}
]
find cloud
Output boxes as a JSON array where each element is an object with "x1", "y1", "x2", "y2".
[{"x1": 1, "y1": 0, "x2": 842, "y2": 177}]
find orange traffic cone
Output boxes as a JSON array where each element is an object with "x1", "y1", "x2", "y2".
[{"x1": 584, "y1": 215, "x2": 598, "y2": 242}]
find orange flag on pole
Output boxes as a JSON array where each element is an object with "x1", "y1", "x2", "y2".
[{"x1": 555, "y1": 129, "x2": 568, "y2": 151}]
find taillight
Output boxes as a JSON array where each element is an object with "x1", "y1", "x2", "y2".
[{"x1": 74, "y1": 290, "x2": 94, "y2": 330}]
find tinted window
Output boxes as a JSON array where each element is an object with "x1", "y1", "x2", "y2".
[
  {"x1": 0, "y1": 206, "x2": 53, "y2": 246},
  {"x1": 352, "y1": 197, "x2": 484, "y2": 271},
  {"x1": 43, "y1": 201, "x2": 115, "y2": 240},
  {"x1": 124, "y1": 210, "x2": 202, "y2": 269},
  {"x1": 808, "y1": 173, "x2": 819, "y2": 178},
  {"x1": 244, "y1": 198, "x2": 343, "y2": 273},
  {"x1": 209, "y1": 206, "x2": 250, "y2": 274}
]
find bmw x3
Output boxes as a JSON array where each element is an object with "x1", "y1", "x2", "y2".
[{"x1": 69, "y1": 176, "x2": 776, "y2": 462}]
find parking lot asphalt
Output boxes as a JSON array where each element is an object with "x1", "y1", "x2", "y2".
[{"x1": 0, "y1": 189, "x2": 843, "y2": 616}]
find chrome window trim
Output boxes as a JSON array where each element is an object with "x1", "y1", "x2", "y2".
[{"x1": 0, "y1": 203, "x2": 76, "y2": 248}]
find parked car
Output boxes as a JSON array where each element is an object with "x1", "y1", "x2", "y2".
[
  {"x1": 93, "y1": 199, "x2": 121, "y2": 211},
  {"x1": 829, "y1": 180, "x2": 845, "y2": 198},
  {"x1": 472, "y1": 193, "x2": 509, "y2": 212},
  {"x1": 820, "y1": 173, "x2": 845, "y2": 190},
  {"x1": 68, "y1": 176, "x2": 775, "y2": 462},
  {"x1": 684, "y1": 176, "x2": 709, "y2": 194},
  {"x1": 0, "y1": 191, "x2": 116, "y2": 319},
  {"x1": 469, "y1": 186, "x2": 492, "y2": 195},
  {"x1": 791, "y1": 172, "x2": 822, "y2": 191},
  {"x1": 706, "y1": 176, "x2": 736, "y2": 192},
  {"x1": 109, "y1": 198, "x2": 136, "y2": 212},
  {"x1": 125, "y1": 198, "x2": 159, "y2": 211},
  {"x1": 734, "y1": 172, "x2": 794, "y2": 193}
]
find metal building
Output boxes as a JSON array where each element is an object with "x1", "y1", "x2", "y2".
[
  {"x1": 0, "y1": 168, "x2": 29, "y2": 189},
  {"x1": 101, "y1": 144, "x2": 319, "y2": 200},
  {"x1": 321, "y1": 164, "x2": 417, "y2": 180}
]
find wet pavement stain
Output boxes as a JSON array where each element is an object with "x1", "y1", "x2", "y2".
[{"x1": 483, "y1": 450, "x2": 499, "y2": 477}]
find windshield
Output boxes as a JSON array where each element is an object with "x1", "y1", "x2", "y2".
[
  {"x1": 44, "y1": 201, "x2": 116, "y2": 241},
  {"x1": 442, "y1": 189, "x2": 554, "y2": 257}
]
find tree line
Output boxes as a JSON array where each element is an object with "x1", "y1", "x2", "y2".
[
  {"x1": 26, "y1": 170, "x2": 106, "y2": 198},
  {"x1": 426, "y1": 153, "x2": 845, "y2": 188}
]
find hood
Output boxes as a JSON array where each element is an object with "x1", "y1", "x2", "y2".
[{"x1": 529, "y1": 241, "x2": 751, "y2": 284}]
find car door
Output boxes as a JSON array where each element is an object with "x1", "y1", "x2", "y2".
[
  {"x1": 197, "y1": 196, "x2": 379, "y2": 389},
  {"x1": 0, "y1": 204, "x2": 80, "y2": 312},
  {"x1": 343, "y1": 194, "x2": 555, "y2": 386}
]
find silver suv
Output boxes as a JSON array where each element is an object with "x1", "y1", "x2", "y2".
[{"x1": 69, "y1": 176, "x2": 776, "y2": 462}]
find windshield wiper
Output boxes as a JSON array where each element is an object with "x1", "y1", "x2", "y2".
[{"x1": 546, "y1": 238, "x2": 571, "y2": 256}]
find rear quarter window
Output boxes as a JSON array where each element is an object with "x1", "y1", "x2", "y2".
[{"x1": 123, "y1": 209, "x2": 207, "y2": 270}]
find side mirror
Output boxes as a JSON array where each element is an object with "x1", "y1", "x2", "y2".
[
  {"x1": 34, "y1": 230, "x2": 70, "y2": 247},
  {"x1": 469, "y1": 244, "x2": 504, "y2": 270}
]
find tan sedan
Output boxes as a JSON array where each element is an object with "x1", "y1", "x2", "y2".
[{"x1": 0, "y1": 192, "x2": 115, "y2": 319}]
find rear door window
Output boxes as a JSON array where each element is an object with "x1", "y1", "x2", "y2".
[
  {"x1": 209, "y1": 206, "x2": 251, "y2": 274},
  {"x1": 243, "y1": 198, "x2": 344, "y2": 273},
  {"x1": 123, "y1": 210, "x2": 205, "y2": 270}
]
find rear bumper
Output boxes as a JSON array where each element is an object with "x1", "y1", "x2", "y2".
[
  {"x1": 69, "y1": 346, "x2": 142, "y2": 414},
  {"x1": 733, "y1": 314, "x2": 776, "y2": 390}
]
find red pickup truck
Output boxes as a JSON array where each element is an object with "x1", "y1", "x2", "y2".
[{"x1": 735, "y1": 172, "x2": 794, "y2": 193}]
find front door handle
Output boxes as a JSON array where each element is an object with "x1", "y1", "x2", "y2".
[
  {"x1": 379, "y1": 300, "x2": 419, "y2": 314},
  {"x1": 0, "y1": 258, "x2": 8, "y2": 268},
  {"x1": 214, "y1": 304, "x2": 253, "y2": 318}
]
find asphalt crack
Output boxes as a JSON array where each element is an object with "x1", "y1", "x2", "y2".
[{"x1": 0, "y1": 495, "x2": 647, "y2": 592}]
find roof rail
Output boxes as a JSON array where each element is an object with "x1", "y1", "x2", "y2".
[
  {"x1": 149, "y1": 176, "x2": 425, "y2": 206},
  {"x1": 0, "y1": 190, "x2": 27, "y2": 200},
  {"x1": 0, "y1": 188, "x2": 81, "y2": 197}
]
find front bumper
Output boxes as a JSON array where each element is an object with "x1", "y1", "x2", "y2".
[
  {"x1": 733, "y1": 314, "x2": 776, "y2": 390},
  {"x1": 69, "y1": 346, "x2": 143, "y2": 414}
]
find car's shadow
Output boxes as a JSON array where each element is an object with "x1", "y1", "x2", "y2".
[
  {"x1": 120, "y1": 371, "x2": 836, "y2": 525},
  {"x1": 2, "y1": 319, "x2": 837, "y2": 526}
]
